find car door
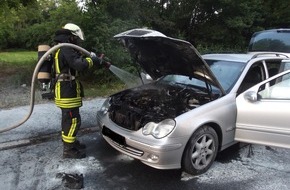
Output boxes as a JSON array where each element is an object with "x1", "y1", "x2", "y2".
[{"x1": 235, "y1": 69, "x2": 290, "y2": 149}]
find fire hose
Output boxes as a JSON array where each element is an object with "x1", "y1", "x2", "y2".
[{"x1": 0, "y1": 43, "x2": 90, "y2": 133}]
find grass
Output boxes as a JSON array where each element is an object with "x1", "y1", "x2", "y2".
[
  {"x1": 0, "y1": 51, "x2": 37, "y2": 87},
  {"x1": 0, "y1": 51, "x2": 38, "y2": 65}
]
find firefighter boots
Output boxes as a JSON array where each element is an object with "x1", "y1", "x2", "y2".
[
  {"x1": 74, "y1": 140, "x2": 86, "y2": 150},
  {"x1": 63, "y1": 142, "x2": 86, "y2": 159}
]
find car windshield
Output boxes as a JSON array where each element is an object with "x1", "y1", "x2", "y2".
[
  {"x1": 248, "y1": 30, "x2": 290, "y2": 53},
  {"x1": 207, "y1": 60, "x2": 245, "y2": 92},
  {"x1": 159, "y1": 60, "x2": 245, "y2": 93}
]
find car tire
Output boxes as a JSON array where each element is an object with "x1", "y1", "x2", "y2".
[{"x1": 182, "y1": 125, "x2": 219, "y2": 175}]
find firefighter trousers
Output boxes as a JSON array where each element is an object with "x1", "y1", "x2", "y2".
[{"x1": 61, "y1": 107, "x2": 81, "y2": 144}]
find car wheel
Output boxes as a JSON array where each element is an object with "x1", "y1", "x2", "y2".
[{"x1": 182, "y1": 125, "x2": 219, "y2": 175}]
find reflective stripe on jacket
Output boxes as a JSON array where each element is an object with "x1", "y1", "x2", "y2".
[
  {"x1": 54, "y1": 80, "x2": 83, "y2": 108},
  {"x1": 53, "y1": 47, "x2": 90, "y2": 108}
]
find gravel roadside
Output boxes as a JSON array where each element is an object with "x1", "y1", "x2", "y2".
[
  {"x1": 0, "y1": 85, "x2": 49, "y2": 109},
  {"x1": 0, "y1": 85, "x2": 100, "y2": 109}
]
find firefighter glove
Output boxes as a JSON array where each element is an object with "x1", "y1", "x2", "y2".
[
  {"x1": 90, "y1": 52, "x2": 102, "y2": 65},
  {"x1": 103, "y1": 61, "x2": 111, "y2": 69},
  {"x1": 102, "y1": 57, "x2": 111, "y2": 69}
]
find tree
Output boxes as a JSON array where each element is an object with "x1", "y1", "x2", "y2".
[
  {"x1": 2, "y1": 0, "x2": 290, "y2": 52},
  {"x1": 261, "y1": 0, "x2": 290, "y2": 28},
  {"x1": 0, "y1": 0, "x2": 38, "y2": 49}
]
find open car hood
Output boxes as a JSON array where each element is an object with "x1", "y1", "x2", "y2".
[{"x1": 114, "y1": 28, "x2": 225, "y2": 94}]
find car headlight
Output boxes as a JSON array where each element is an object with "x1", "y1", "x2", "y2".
[
  {"x1": 100, "y1": 98, "x2": 111, "y2": 114},
  {"x1": 142, "y1": 119, "x2": 176, "y2": 139}
]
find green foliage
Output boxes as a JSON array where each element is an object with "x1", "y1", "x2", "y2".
[
  {"x1": 2, "y1": 0, "x2": 290, "y2": 91},
  {"x1": 196, "y1": 44, "x2": 247, "y2": 54},
  {"x1": 0, "y1": 0, "x2": 40, "y2": 49},
  {"x1": 21, "y1": 23, "x2": 55, "y2": 49},
  {"x1": 262, "y1": 0, "x2": 290, "y2": 28},
  {"x1": 2, "y1": 0, "x2": 290, "y2": 51}
]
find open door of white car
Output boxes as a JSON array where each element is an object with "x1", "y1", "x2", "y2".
[{"x1": 235, "y1": 69, "x2": 290, "y2": 149}]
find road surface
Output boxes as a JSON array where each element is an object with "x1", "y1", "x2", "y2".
[{"x1": 0, "y1": 98, "x2": 289, "y2": 189}]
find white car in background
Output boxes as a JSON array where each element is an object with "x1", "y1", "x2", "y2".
[
  {"x1": 248, "y1": 28, "x2": 290, "y2": 55},
  {"x1": 97, "y1": 28, "x2": 290, "y2": 175}
]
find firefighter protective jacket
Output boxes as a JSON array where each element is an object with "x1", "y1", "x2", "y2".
[{"x1": 54, "y1": 46, "x2": 93, "y2": 108}]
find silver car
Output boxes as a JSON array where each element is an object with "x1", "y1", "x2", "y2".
[{"x1": 97, "y1": 28, "x2": 290, "y2": 175}]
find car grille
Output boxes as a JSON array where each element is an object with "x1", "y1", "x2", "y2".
[
  {"x1": 102, "y1": 126, "x2": 144, "y2": 157},
  {"x1": 109, "y1": 110, "x2": 142, "y2": 131}
]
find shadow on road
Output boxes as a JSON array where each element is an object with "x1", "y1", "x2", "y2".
[
  {"x1": 216, "y1": 143, "x2": 242, "y2": 163},
  {"x1": 83, "y1": 133, "x2": 199, "y2": 190}
]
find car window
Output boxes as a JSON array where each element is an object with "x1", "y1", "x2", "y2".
[
  {"x1": 207, "y1": 60, "x2": 245, "y2": 92},
  {"x1": 160, "y1": 60, "x2": 245, "y2": 93},
  {"x1": 237, "y1": 62, "x2": 265, "y2": 95},
  {"x1": 279, "y1": 61, "x2": 290, "y2": 72},
  {"x1": 249, "y1": 30, "x2": 290, "y2": 53},
  {"x1": 265, "y1": 60, "x2": 282, "y2": 77},
  {"x1": 258, "y1": 72, "x2": 290, "y2": 99}
]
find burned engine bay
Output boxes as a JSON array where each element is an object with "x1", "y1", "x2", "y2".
[{"x1": 108, "y1": 81, "x2": 220, "y2": 131}]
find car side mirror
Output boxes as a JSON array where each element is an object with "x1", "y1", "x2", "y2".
[
  {"x1": 244, "y1": 91, "x2": 258, "y2": 102},
  {"x1": 141, "y1": 73, "x2": 153, "y2": 83},
  {"x1": 145, "y1": 74, "x2": 152, "y2": 80}
]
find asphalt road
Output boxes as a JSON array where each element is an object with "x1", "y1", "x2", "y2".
[{"x1": 0, "y1": 98, "x2": 290, "y2": 190}]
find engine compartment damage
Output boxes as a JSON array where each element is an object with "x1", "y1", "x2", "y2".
[{"x1": 108, "y1": 82, "x2": 219, "y2": 131}]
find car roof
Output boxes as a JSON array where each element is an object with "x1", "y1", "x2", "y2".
[
  {"x1": 254, "y1": 28, "x2": 290, "y2": 33},
  {"x1": 202, "y1": 53, "x2": 255, "y2": 63},
  {"x1": 202, "y1": 53, "x2": 289, "y2": 63}
]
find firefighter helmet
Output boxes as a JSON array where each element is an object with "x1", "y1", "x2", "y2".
[{"x1": 63, "y1": 23, "x2": 84, "y2": 40}]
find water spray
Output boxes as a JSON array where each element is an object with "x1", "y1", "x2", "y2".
[
  {"x1": 0, "y1": 43, "x2": 90, "y2": 133},
  {"x1": 108, "y1": 65, "x2": 143, "y2": 88}
]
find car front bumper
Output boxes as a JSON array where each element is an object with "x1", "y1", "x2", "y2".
[{"x1": 97, "y1": 112, "x2": 187, "y2": 170}]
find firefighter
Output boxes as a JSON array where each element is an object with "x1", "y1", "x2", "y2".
[{"x1": 53, "y1": 23, "x2": 102, "y2": 159}]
